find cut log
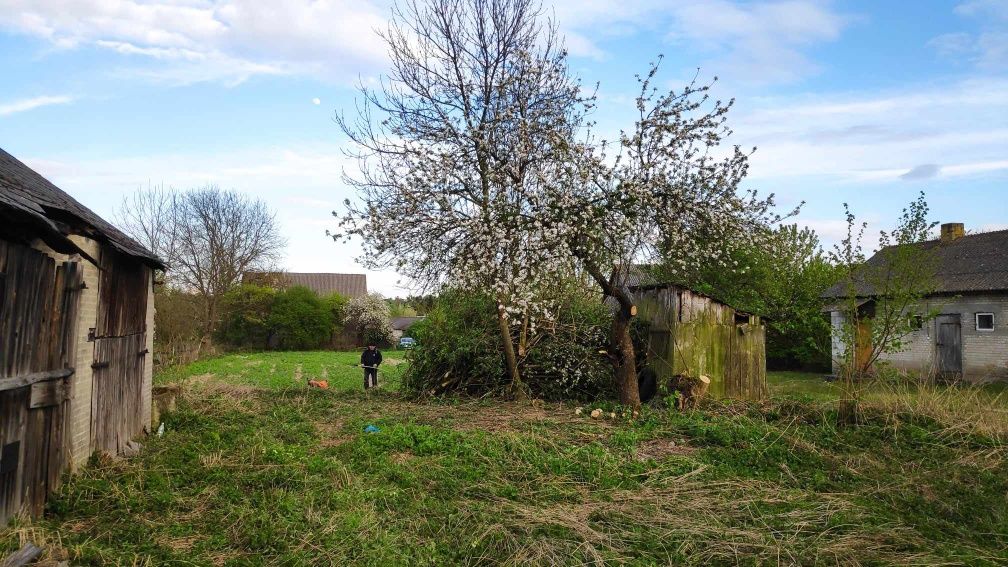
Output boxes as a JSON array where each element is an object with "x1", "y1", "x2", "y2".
[{"x1": 2, "y1": 542, "x2": 43, "y2": 567}]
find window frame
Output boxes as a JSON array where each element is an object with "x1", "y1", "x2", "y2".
[{"x1": 975, "y1": 312, "x2": 995, "y2": 332}]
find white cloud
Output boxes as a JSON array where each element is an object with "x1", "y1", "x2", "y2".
[
  {"x1": 0, "y1": 94, "x2": 73, "y2": 116},
  {"x1": 19, "y1": 145, "x2": 417, "y2": 296},
  {"x1": 728, "y1": 77, "x2": 1008, "y2": 182},
  {"x1": 312, "y1": 97, "x2": 321, "y2": 105},
  {"x1": 0, "y1": 0, "x2": 389, "y2": 85},
  {"x1": 548, "y1": 0, "x2": 848, "y2": 83},
  {"x1": 930, "y1": 1, "x2": 1008, "y2": 70}
]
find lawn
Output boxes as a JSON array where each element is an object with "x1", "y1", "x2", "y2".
[
  {"x1": 155, "y1": 349, "x2": 409, "y2": 391},
  {"x1": 2, "y1": 353, "x2": 1007, "y2": 565}
]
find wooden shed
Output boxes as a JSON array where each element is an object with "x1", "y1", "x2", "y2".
[
  {"x1": 0, "y1": 148, "x2": 163, "y2": 525},
  {"x1": 634, "y1": 283, "x2": 767, "y2": 400}
]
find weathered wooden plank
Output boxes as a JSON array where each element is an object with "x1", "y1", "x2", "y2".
[
  {"x1": 29, "y1": 379, "x2": 67, "y2": 409},
  {"x1": 0, "y1": 542, "x2": 43, "y2": 567},
  {"x1": 0, "y1": 369, "x2": 74, "y2": 393}
]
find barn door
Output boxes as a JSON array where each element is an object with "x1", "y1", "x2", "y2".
[
  {"x1": 935, "y1": 314, "x2": 962, "y2": 383},
  {"x1": 0, "y1": 240, "x2": 82, "y2": 525},
  {"x1": 90, "y1": 249, "x2": 149, "y2": 455}
]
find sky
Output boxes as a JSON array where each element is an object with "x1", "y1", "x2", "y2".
[{"x1": 1, "y1": 0, "x2": 1006, "y2": 296}]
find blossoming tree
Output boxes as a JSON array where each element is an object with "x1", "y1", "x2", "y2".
[
  {"x1": 540, "y1": 61, "x2": 798, "y2": 407},
  {"x1": 333, "y1": 0, "x2": 590, "y2": 393}
]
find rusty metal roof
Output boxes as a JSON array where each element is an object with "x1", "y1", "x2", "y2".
[{"x1": 0, "y1": 147, "x2": 164, "y2": 268}]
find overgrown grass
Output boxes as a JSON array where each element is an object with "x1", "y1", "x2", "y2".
[{"x1": 2, "y1": 358, "x2": 1006, "y2": 565}]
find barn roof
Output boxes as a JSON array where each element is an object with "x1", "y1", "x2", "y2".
[
  {"x1": 0, "y1": 147, "x2": 164, "y2": 268},
  {"x1": 246, "y1": 271, "x2": 368, "y2": 298},
  {"x1": 821, "y1": 229, "x2": 1008, "y2": 299}
]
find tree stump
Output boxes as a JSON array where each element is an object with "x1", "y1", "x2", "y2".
[{"x1": 668, "y1": 374, "x2": 711, "y2": 410}]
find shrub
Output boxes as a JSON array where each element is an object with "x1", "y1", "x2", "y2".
[
  {"x1": 346, "y1": 293, "x2": 395, "y2": 346},
  {"x1": 404, "y1": 288, "x2": 613, "y2": 400},
  {"x1": 324, "y1": 293, "x2": 349, "y2": 329},
  {"x1": 404, "y1": 291, "x2": 505, "y2": 394},
  {"x1": 216, "y1": 284, "x2": 277, "y2": 349},
  {"x1": 268, "y1": 286, "x2": 334, "y2": 350}
]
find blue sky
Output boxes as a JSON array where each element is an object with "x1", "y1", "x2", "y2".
[{"x1": 1, "y1": 0, "x2": 1006, "y2": 295}]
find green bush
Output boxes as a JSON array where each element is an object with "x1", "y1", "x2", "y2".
[
  {"x1": 268, "y1": 286, "x2": 334, "y2": 351},
  {"x1": 216, "y1": 284, "x2": 277, "y2": 348},
  {"x1": 404, "y1": 288, "x2": 613, "y2": 400},
  {"x1": 323, "y1": 293, "x2": 349, "y2": 329}
]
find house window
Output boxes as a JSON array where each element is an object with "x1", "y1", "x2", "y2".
[{"x1": 976, "y1": 313, "x2": 995, "y2": 332}]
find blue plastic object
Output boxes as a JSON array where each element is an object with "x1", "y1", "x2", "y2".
[{"x1": 364, "y1": 424, "x2": 381, "y2": 433}]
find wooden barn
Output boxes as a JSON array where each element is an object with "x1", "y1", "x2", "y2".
[
  {"x1": 634, "y1": 283, "x2": 767, "y2": 401},
  {"x1": 0, "y1": 148, "x2": 163, "y2": 525}
]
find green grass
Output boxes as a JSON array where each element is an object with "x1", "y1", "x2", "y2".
[
  {"x1": 767, "y1": 370, "x2": 839, "y2": 401},
  {"x1": 3, "y1": 354, "x2": 1007, "y2": 565},
  {"x1": 155, "y1": 349, "x2": 409, "y2": 391}
]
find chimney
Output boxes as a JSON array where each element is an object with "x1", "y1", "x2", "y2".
[{"x1": 941, "y1": 222, "x2": 965, "y2": 242}]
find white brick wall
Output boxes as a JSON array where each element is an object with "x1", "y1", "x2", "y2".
[
  {"x1": 831, "y1": 293, "x2": 1008, "y2": 383},
  {"x1": 141, "y1": 273, "x2": 154, "y2": 433},
  {"x1": 67, "y1": 236, "x2": 101, "y2": 468}
]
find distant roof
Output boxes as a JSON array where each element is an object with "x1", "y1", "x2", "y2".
[
  {"x1": 391, "y1": 316, "x2": 425, "y2": 330},
  {"x1": 246, "y1": 271, "x2": 368, "y2": 298},
  {"x1": 822, "y1": 229, "x2": 1008, "y2": 298},
  {"x1": 0, "y1": 147, "x2": 164, "y2": 268}
]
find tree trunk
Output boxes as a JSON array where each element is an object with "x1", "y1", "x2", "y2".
[
  {"x1": 612, "y1": 308, "x2": 641, "y2": 408},
  {"x1": 496, "y1": 302, "x2": 524, "y2": 398},
  {"x1": 574, "y1": 251, "x2": 641, "y2": 409}
]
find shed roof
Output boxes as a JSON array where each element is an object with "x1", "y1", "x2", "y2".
[
  {"x1": 0, "y1": 147, "x2": 164, "y2": 268},
  {"x1": 821, "y1": 229, "x2": 1008, "y2": 298}
]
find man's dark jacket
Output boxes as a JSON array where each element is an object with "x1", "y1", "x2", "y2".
[{"x1": 361, "y1": 348, "x2": 383, "y2": 368}]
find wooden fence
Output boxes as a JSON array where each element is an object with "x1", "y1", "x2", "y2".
[{"x1": 0, "y1": 240, "x2": 82, "y2": 525}]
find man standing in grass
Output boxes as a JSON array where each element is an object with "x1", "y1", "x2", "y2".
[{"x1": 361, "y1": 343, "x2": 383, "y2": 390}]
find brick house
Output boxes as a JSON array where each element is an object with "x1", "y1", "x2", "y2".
[
  {"x1": 0, "y1": 148, "x2": 163, "y2": 524},
  {"x1": 822, "y1": 223, "x2": 1008, "y2": 383}
]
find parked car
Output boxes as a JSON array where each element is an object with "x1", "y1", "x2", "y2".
[{"x1": 399, "y1": 337, "x2": 416, "y2": 349}]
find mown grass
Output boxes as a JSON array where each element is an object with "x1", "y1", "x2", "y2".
[
  {"x1": 155, "y1": 350, "x2": 409, "y2": 391},
  {"x1": 2, "y1": 358, "x2": 1006, "y2": 565}
]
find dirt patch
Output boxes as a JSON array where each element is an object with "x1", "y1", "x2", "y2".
[
  {"x1": 294, "y1": 364, "x2": 303, "y2": 383},
  {"x1": 636, "y1": 438, "x2": 695, "y2": 461},
  {"x1": 244, "y1": 359, "x2": 264, "y2": 367},
  {"x1": 185, "y1": 373, "x2": 216, "y2": 386},
  {"x1": 383, "y1": 359, "x2": 404, "y2": 367},
  {"x1": 390, "y1": 451, "x2": 414, "y2": 464},
  {"x1": 314, "y1": 419, "x2": 349, "y2": 448}
]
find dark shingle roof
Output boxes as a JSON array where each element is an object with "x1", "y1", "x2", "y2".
[
  {"x1": 822, "y1": 229, "x2": 1008, "y2": 298},
  {"x1": 0, "y1": 147, "x2": 164, "y2": 268}
]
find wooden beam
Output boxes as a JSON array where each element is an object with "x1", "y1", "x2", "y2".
[
  {"x1": 1, "y1": 542, "x2": 43, "y2": 567},
  {"x1": 0, "y1": 368, "x2": 74, "y2": 392}
]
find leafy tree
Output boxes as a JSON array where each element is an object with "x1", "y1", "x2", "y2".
[
  {"x1": 540, "y1": 61, "x2": 796, "y2": 408},
  {"x1": 323, "y1": 292, "x2": 350, "y2": 329},
  {"x1": 216, "y1": 284, "x2": 277, "y2": 349},
  {"x1": 268, "y1": 286, "x2": 334, "y2": 351},
  {"x1": 346, "y1": 293, "x2": 395, "y2": 346},
  {"x1": 675, "y1": 224, "x2": 842, "y2": 370},
  {"x1": 828, "y1": 192, "x2": 938, "y2": 423}
]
